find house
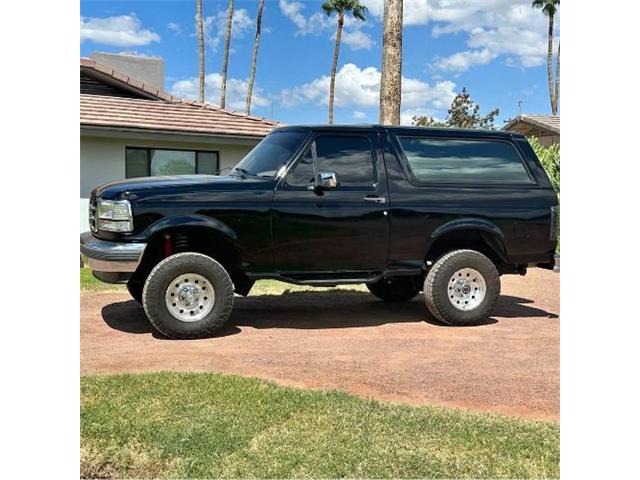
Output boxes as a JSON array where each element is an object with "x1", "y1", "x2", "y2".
[
  {"x1": 80, "y1": 53, "x2": 280, "y2": 232},
  {"x1": 503, "y1": 114, "x2": 560, "y2": 147}
]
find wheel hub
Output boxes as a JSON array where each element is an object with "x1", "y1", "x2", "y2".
[
  {"x1": 165, "y1": 273, "x2": 215, "y2": 322},
  {"x1": 177, "y1": 285, "x2": 200, "y2": 308},
  {"x1": 448, "y1": 268, "x2": 486, "y2": 311}
]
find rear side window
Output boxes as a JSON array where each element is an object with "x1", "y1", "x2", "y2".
[{"x1": 397, "y1": 137, "x2": 532, "y2": 183}]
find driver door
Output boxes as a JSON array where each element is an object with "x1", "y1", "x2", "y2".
[{"x1": 271, "y1": 132, "x2": 389, "y2": 274}]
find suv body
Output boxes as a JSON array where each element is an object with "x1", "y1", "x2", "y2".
[{"x1": 81, "y1": 125, "x2": 559, "y2": 338}]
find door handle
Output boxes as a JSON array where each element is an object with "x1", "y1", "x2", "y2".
[{"x1": 363, "y1": 195, "x2": 386, "y2": 204}]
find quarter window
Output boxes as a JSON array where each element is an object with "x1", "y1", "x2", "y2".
[
  {"x1": 125, "y1": 148, "x2": 220, "y2": 178},
  {"x1": 397, "y1": 137, "x2": 532, "y2": 183},
  {"x1": 287, "y1": 147, "x2": 315, "y2": 187}
]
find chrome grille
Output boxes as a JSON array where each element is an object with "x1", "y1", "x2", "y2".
[{"x1": 89, "y1": 197, "x2": 97, "y2": 233}]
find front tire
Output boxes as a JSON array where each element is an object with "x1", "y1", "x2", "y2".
[
  {"x1": 142, "y1": 252, "x2": 234, "y2": 339},
  {"x1": 424, "y1": 249, "x2": 500, "y2": 326},
  {"x1": 367, "y1": 276, "x2": 421, "y2": 302}
]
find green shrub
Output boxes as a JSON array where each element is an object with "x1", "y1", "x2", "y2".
[
  {"x1": 528, "y1": 137, "x2": 560, "y2": 251},
  {"x1": 528, "y1": 137, "x2": 560, "y2": 192}
]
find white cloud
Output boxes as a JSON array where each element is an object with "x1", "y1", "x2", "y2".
[
  {"x1": 360, "y1": 0, "x2": 429, "y2": 26},
  {"x1": 278, "y1": 0, "x2": 307, "y2": 30},
  {"x1": 80, "y1": 14, "x2": 160, "y2": 47},
  {"x1": 399, "y1": 108, "x2": 440, "y2": 126},
  {"x1": 203, "y1": 7, "x2": 254, "y2": 51},
  {"x1": 362, "y1": 0, "x2": 558, "y2": 71},
  {"x1": 352, "y1": 111, "x2": 367, "y2": 119},
  {"x1": 433, "y1": 48, "x2": 496, "y2": 73},
  {"x1": 279, "y1": 63, "x2": 456, "y2": 121},
  {"x1": 278, "y1": 0, "x2": 334, "y2": 36},
  {"x1": 279, "y1": 0, "x2": 371, "y2": 51},
  {"x1": 430, "y1": 0, "x2": 558, "y2": 72},
  {"x1": 340, "y1": 30, "x2": 374, "y2": 50},
  {"x1": 278, "y1": 0, "x2": 332, "y2": 35},
  {"x1": 169, "y1": 73, "x2": 270, "y2": 112},
  {"x1": 167, "y1": 22, "x2": 181, "y2": 34}
]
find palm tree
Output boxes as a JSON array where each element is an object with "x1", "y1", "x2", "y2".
[
  {"x1": 196, "y1": 0, "x2": 205, "y2": 103},
  {"x1": 322, "y1": 0, "x2": 367, "y2": 124},
  {"x1": 532, "y1": 0, "x2": 560, "y2": 115},
  {"x1": 379, "y1": 0, "x2": 403, "y2": 125},
  {"x1": 246, "y1": 0, "x2": 265, "y2": 115},
  {"x1": 220, "y1": 0, "x2": 235, "y2": 109}
]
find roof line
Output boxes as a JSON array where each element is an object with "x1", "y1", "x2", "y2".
[
  {"x1": 80, "y1": 124, "x2": 266, "y2": 141},
  {"x1": 503, "y1": 114, "x2": 560, "y2": 134},
  {"x1": 80, "y1": 57, "x2": 279, "y2": 126}
]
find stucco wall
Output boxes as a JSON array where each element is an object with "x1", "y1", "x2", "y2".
[
  {"x1": 539, "y1": 134, "x2": 560, "y2": 147},
  {"x1": 80, "y1": 134, "x2": 257, "y2": 231}
]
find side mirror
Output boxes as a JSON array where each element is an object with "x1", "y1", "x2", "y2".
[{"x1": 315, "y1": 171, "x2": 338, "y2": 190}]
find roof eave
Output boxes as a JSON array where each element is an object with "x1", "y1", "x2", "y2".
[
  {"x1": 503, "y1": 116, "x2": 560, "y2": 134},
  {"x1": 80, "y1": 123, "x2": 269, "y2": 141}
]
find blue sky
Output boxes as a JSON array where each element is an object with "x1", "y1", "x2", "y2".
[{"x1": 80, "y1": 0, "x2": 560, "y2": 126}]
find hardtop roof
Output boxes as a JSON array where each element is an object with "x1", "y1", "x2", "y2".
[{"x1": 272, "y1": 124, "x2": 521, "y2": 140}]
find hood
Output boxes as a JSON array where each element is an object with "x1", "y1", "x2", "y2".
[{"x1": 93, "y1": 174, "x2": 253, "y2": 199}]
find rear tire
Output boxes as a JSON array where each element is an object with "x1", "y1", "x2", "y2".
[
  {"x1": 366, "y1": 276, "x2": 421, "y2": 302},
  {"x1": 424, "y1": 249, "x2": 500, "y2": 326},
  {"x1": 142, "y1": 252, "x2": 234, "y2": 339}
]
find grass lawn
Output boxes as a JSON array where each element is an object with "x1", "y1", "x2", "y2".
[
  {"x1": 81, "y1": 372, "x2": 559, "y2": 479},
  {"x1": 80, "y1": 267, "x2": 367, "y2": 295}
]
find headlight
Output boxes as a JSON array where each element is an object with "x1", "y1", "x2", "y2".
[{"x1": 96, "y1": 199, "x2": 133, "y2": 232}]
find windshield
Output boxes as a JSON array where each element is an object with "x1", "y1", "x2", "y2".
[{"x1": 233, "y1": 131, "x2": 307, "y2": 178}]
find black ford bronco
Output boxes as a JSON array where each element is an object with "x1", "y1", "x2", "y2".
[{"x1": 81, "y1": 125, "x2": 559, "y2": 338}]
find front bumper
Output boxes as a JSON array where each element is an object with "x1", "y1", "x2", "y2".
[{"x1": 80, "y1": 231, "x2": 146, "y2": 283}]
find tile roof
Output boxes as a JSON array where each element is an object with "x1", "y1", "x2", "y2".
[
  {"x1": 80, "y1": 58, "x2": 280, "y2": 138},
  {"x1": 503, "y1": 114, "x2": 560, "y2": 134}
]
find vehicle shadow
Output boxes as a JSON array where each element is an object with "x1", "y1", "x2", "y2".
[{"x1": 100, "y1": 290, "x2": 557, "y2": 338}]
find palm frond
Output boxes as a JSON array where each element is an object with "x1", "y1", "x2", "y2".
[
  {"x1": 352, "y1": 4, "x2": 367, "y2": 21},
  {"x1": 321, "y1": 1, "x2": 336, "y2": 16},
  {"x1": 532, "y1": 0, "x2": 559, "y2": 16}
]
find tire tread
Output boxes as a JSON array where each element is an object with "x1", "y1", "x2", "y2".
[
  {"x1": 142, "y1": 252, "x2": 234, "y2": 339},
  {"x1": 424, "y1": 249, "x2": 500, "y2": 326}
]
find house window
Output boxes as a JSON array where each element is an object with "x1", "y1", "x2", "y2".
[{"x1": 125, "y1": 147, "x2": 220, "y2": 178}]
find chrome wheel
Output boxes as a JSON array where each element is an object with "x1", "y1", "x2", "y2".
[
  {"x1": 165, "y1": 273, "x2": 215, "y2": 322},
  {"x1": 447, "y1": 268, "x2": 486, "y2": 311}
]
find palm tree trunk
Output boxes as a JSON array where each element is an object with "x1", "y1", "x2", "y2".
[
  {"x1": 546, "y1": 14, "x2": 556, "y2": 115},
  {"x1": 246, "y1": 0, "x2": 264, "y2": 115},
  {"x1": 379, "y1": 0, "x2": 403, "y2": 125},
  {"x1": 196, "y1": 0, "x2": 205, "y2": 103},
  {"x1": 220, "y1": 0, "x2": 234, "y2": 109},
  {"x1": 553, "y1": 42, "x2": 560, "y2": 115},
  {"x1": 327, "y1": 12, "x2": 344, "y2": 124}
]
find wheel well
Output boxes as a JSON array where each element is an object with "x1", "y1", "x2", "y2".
[
  {"x1": 132, "y1": 227, "x2": 253, "y2": 295},
  {"x1": 425, "y1": 229, "x2": 508, "y2": 268}
]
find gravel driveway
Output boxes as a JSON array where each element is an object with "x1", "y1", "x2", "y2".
[{"x1": 81, "y1": 269, "x2": 559, "y2": 421}]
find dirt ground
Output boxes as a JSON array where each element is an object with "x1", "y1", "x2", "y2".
[{"x1": 81, "y1": 269, "x2": 559, "y2": 421}]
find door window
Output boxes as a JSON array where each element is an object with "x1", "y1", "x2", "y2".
[
  {"x1": 315, "y1": 135, "x2": 375, "y2": 187},
  {"x1": 286, "y1": 135, "x2": 375, "y2": 188}
]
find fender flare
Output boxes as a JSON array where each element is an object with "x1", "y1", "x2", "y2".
[
  {"x1": 141, "y1": 214, "x2": 238, "y2": 242},
  {"x1": 427, "y1": 218, "x2": 508, "y2": 263}
]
